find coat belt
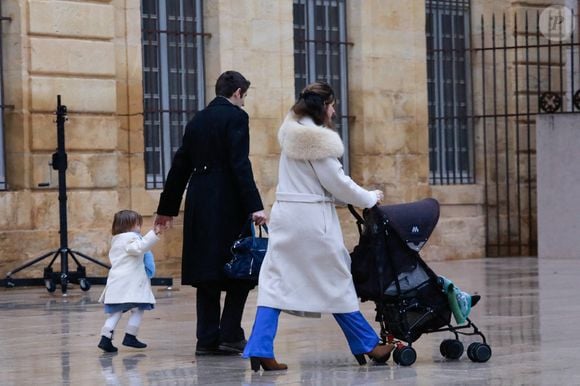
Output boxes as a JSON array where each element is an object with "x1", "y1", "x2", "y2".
[
  {"x1": 276, "y1": 192, "x2": 334, "y2": 203},
  {"x1": 191, "y1": 165, "x2": 228, "y2": 175}
]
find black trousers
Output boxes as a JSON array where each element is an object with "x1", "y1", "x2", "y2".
[{"x1": 195, "y1": 281, "x2": 252, "y2": 348}]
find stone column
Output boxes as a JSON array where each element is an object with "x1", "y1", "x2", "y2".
[
  {"x1": 536, "y1": 114, "x2": 580, "y2": 259},
  {"x1": 348, "y1": 0, "x2": 430, "y2": 204},
  {"x1": 343, "y1": 0, "x2": 433, "y2": 250},
  {"x1": 203, "y1": 0, "x2": 295, "y2": 206}
]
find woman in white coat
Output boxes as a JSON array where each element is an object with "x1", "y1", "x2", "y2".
[{"x1": 243, "y1": 82, "x2": 394, "y2": 371}]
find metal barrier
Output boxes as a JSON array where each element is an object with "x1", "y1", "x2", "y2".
[{"x1": 429, "y1": 4, "x2": 580, "y2": 256}]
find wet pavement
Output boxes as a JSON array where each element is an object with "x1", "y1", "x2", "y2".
[{"x1": 0, "y1": 257, "x2": 578, "y2": 385}]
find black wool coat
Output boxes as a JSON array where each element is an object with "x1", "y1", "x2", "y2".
[{"x1": 156, "y1": 97, "x2": 264, "y2": 286}]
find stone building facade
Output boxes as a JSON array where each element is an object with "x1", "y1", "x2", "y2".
[{"x1": 0, "y1": 0, "x2": 570, "y2": 281}]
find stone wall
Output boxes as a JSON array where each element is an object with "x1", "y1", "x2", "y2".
[
  {"x1": 1, "y1": 0, "x2": 119, "y2": 279},
  {"x1": 1, "y1": 0, "x2": 541, "y2": 281}
]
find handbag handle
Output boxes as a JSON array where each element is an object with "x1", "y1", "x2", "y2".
[
  {"x1": 238, "y1": 218, "x2": 268, "y2": 248},
  {"x1": 248, "y1": 220, "x2": 268, "y2": 249},
  {"x1": 250, "y1": 221, "x2": 269, "y2": 238},
  {"x1": 238, "y1": 218, "x2": 269, "y2": 238}
]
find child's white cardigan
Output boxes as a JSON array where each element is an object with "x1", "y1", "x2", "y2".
[{"x1": 99, "y1": 230, "x2": 159, "y2": 305}]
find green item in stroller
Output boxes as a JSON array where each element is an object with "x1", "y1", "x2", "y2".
[{"x1": 437, "y1": 276, "x2": 479, "y2": 325}]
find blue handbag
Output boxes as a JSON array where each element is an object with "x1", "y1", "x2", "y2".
[{"x1": 224, "y1": 221, "x2": 268, "y2": 281}]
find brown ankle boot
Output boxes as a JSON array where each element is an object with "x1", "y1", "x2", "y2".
[
  {"x1": 250, "y1": 357, "x2": 288, "y2": 372},
  {"x1": 367, "y1": 343, "x2": 395, "y2": 361}
]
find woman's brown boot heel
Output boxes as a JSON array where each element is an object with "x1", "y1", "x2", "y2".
[
  {"x1": 368, "y1": 343, "x2": 395, "y2": 362},
  {"x1": 354, "y1": 354, "x2": 367, "y2": 365},
  {"x1": 250, "y1": 357, "x2": 288, "y2": 372}
]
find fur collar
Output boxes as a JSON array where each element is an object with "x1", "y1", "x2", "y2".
[{"x1": 277, "y1": 112, "x2": 344, "y2": 160}]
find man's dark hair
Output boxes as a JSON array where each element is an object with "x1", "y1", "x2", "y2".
[{"x1": 215, "y1": 71, "x2": 251, "y2": 98}]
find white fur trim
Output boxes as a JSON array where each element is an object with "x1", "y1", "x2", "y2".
[{"x1": 278, "y1": 113, "x2": 344, "y2": 160}]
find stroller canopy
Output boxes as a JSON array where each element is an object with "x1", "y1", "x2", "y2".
[{"x1": 376, "y1": 198, "x2": 440, "y2": 252}]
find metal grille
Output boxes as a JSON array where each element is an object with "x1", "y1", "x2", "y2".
[
  {"x1": 0, "y1": 3, "x2": 8, "y2": 191},
  {"x1": 474, "y1": 8, "x2": 580, "y2": 257},
  {"x1": 434, "y1": 6, "x2": 580, "y2": 257},
  {"x1": 427, "y1": 3, "x2": 580, "y2": 256},
  {"x1": 426, "y1": 0, "x2": 474, "y2": 185},
  {"x1": 141, "y1": 0, "x2": 206, "y2": 189},
  {"x1": 293, "y1": 0, "x2": 351, "y2": 172}
]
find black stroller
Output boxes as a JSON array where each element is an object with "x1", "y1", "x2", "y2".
[{"x1": 348, "y1": 198, "x2": 491, "y2": 366}]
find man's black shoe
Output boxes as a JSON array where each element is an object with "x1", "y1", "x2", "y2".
[
  {"x1": 195, "y1": 345, "x2": 238, "y2": 356},
  {"x1": 218, "y1": 339, "x2": 247, "y2": 354}
]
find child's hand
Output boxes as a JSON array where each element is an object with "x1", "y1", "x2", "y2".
[{"x1": 154, "y1": 224, "x2": 164, "y2": 236}]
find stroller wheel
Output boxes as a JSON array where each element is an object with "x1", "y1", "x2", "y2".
[
  {"x1": 393, "y1": 346, "x2": 416, "y2": 366},
  {"x1": 467, "y1": 343, "x2": 476, "y2": 361},
  {"x1": 467, "y1": 342, "x2": 492, "y2": 363},
  {"x1": 440, "y1": 339, "x2": 464, "y2": 360}
]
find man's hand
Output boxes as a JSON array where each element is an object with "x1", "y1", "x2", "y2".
[
  {"x1": 251, "y1": 210, "x2": 268, "y2": 226},
  {"x1": 154, "y1": 214, "x2": 173, "y2": 229}
]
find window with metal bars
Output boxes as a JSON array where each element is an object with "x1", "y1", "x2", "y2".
[
  {"x1": 0, "y1": 7, "x2": 7, "y2": 191},
  {"x1": 141, "y1": 0, "x2": 205, "y2": 189},
  {"x1": 293, "y1": 0, "x2": 351, "y2": 172},
  {"x1": 426, "y1": 0, "x2": 474, "y2": 184}
]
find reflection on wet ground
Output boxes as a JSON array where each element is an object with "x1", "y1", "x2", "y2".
[{"x1": 0, "y1": 257, "x2": 578, "y2": 385}]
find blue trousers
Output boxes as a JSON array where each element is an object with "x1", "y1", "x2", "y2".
[{"x1": 242, "y1": 306, "x2": 379, "y2": 358}]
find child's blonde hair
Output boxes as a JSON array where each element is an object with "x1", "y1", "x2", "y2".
[{"x1": 111, "y1": 210, "x2": 143, "y2": 235}]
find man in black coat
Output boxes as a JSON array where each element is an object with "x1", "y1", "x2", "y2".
[{"x1": 154, "y1": 71, "x2": 267, "y2": 355}]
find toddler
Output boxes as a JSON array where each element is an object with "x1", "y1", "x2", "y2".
[{"x1": 97, "y1": 210, "x2": 164, "y2": 352}]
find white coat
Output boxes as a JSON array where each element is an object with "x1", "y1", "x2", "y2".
[
  {"x1": 257, "y1": 113, "x2": 378, "y2": 314},
  {"x1": 98, "y1": 230, "x2": 159, "y2": 305}
]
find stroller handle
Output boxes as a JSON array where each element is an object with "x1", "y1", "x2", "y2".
[{"x1": 347, "y1": 204, "x2": 365, "y2": 224}]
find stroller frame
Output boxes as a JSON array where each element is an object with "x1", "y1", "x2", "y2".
[{"x1": 348, "y1": 200, "x2": 491, "y2": 366}]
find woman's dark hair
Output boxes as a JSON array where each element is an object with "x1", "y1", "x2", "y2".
[
  {"x1": 111, "y1": 210, "x2": 143, "y2": 235},
  {"x1": 291, "y1": 82, "x2": 335, "y2": 127},
  {"x1": 215, "y1": 71, "x2": 251, "y2": 98}
]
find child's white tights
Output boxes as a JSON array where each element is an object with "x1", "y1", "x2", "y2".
[{"x1": 101, "y1": 308, "x2": 145, "y2": 338}]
